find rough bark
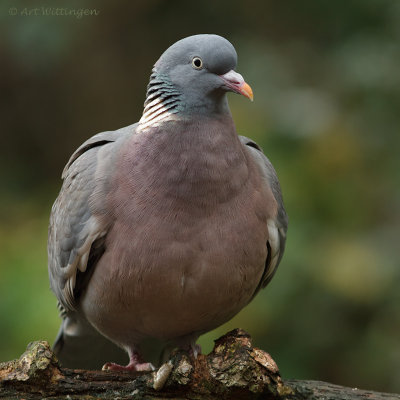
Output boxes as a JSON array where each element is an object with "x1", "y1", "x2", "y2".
[{"x1": 0, "y1": 329, "x2": 398, "y2": 400}]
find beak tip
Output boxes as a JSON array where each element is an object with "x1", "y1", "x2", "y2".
[{"x1": 241, "y1": 82, "x2": 254, "y2": 102}]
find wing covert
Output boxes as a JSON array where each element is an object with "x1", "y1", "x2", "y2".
[
  {"x1": 240, "y1": 135, "x2": 288, "y2": 291},
  {"x1": 48, "y1": 124, "x2": 135, "y2": 311}
]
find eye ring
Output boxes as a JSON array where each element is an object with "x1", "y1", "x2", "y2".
[{"x1": 192, "y1": 57, "x2": 203, "y2": 70}]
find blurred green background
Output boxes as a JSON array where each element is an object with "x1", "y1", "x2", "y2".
[{"x1": 1, "y1": 0, "x2": 399, "y2": 393}]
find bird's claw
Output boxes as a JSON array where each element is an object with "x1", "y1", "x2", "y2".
[{"x1": 102, "y1": 361, "x2": 155, "y2": 372}]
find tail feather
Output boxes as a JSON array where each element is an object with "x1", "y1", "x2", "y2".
[{"x1": 53, "y1": 315, "x2": 127, "y2": 370}]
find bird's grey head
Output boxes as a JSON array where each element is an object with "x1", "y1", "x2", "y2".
[{"x1": 139, "y1": 34, "x2": 253, "y2": 129}]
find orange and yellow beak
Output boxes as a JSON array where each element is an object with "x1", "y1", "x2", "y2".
[{"x1": 219, "y1": 70, "x2": 254, "y2": 101}]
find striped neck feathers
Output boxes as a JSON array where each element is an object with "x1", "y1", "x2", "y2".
[{"x1": 138, "y1": 70, "x2": 184, "y2": 131}]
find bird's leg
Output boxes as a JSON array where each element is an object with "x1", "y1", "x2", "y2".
[
  {"x1": 175, "y1": 336, "x2": 202, "y2": 359},
  {"x1": 178, "y1": 342, "x2": 202, "y2": 358},
  {"x1": 189, "y1": 343, "x2": 202, "y2": 358},
  {"x1": 102, "y1": 349, "x2": 155, "y2": 372}
]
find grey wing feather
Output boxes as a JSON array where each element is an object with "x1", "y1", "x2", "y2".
[
  {"x1": 48, "y1": 123, "x2": 136, "y2": 312},
  {"x1": 239, "y1": 135, "x2": 288, "y2": 290},
  {"x1": 61, "y1": 126, "x2": 135, "y2": 177}
]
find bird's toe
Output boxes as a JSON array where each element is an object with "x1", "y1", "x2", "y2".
[{"x1": 102, "y1": 361, "x2": 155, "y2": 372}]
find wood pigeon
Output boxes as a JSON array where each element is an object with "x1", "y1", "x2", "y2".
[{"x1": 48, "y1": 34, "x2": 288, "y2": 371}]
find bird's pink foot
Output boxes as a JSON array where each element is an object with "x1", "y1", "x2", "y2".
[
  {"x1": 102, "y1": 361, "x2": 155, "y2": 372},
  {"x1": 102, "y1": 351, "x2": 155, "y2": 372}
]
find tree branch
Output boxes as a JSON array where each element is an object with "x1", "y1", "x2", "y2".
[{"x1": 0, "y1": 329, "x2": 398, "y2": 399}]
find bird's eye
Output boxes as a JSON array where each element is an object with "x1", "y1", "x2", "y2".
[{"x1": 192, "y1": 57, "x2": 203, "y2": 70}]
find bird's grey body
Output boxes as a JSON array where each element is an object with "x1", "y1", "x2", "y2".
[{"x1": 48, "y1": 34, "x2": 287, "y2": 370}]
